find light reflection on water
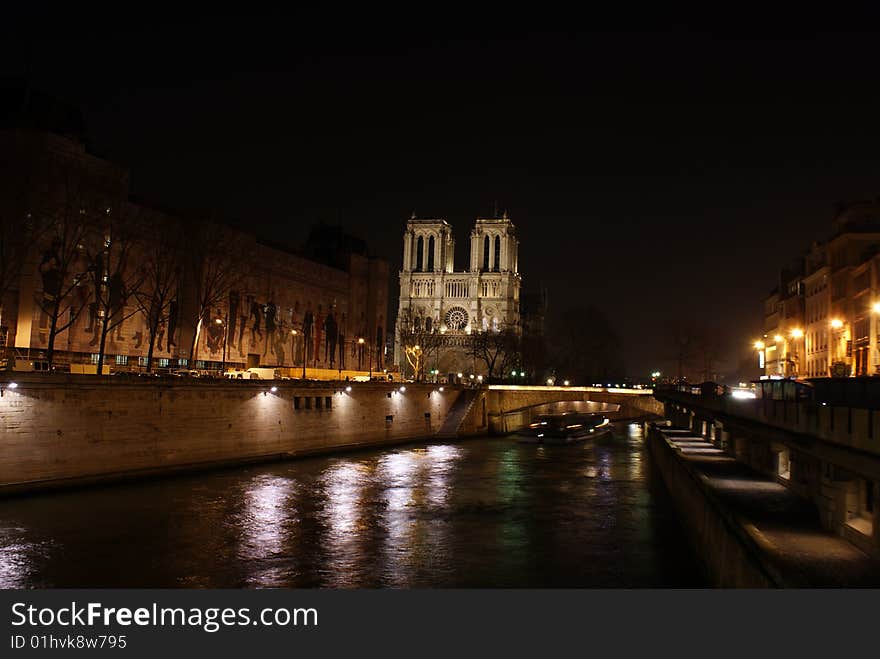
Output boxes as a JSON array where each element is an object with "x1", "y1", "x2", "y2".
[{"x1": 0, "y1": 424, "x2": 705, "y2": 588}]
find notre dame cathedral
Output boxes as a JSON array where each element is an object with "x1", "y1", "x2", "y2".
[{"x1": 394, "y1": 212, "x2": 522, "y2": 378}]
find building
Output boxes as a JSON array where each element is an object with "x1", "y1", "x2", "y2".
[
  {"x1": 0, "y1": 90, "x2": 389, "y2": 377},
  {"x1": 803, "y1": 241, "x2": 830, "y2": 378},
  {"x1": 394, "y1": 212, "x2": 521, "y2": 378},
  {"x1": 762, "y1": 200, "x2": 880, "y2": 378},
  {"x1": 762, "y1": 264, "x2": 805, "y2": 377}
]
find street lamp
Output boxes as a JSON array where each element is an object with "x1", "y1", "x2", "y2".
[
  {"x1": 829, "y1": 318, "x2": 848, "y2": 376},
  {"x1": 773, "y1": 334, "x2": 785, "y2": 376},
  {"x1": 754, "y1": 340, "x2": 766, "y2": 374},
  {"x1": 291, "y1": 328, "x2": 306, "y2": 379},
  {"x1": 789, "y1": 328, "x2": 804, "y2": 377},
  {"x1": 216, "y1": 314, "x2": 228, "y2": 373}
]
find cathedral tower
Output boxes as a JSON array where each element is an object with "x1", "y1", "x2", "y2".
[{"x1": 395, "y1": 211, "x2": 522, "y2": 379}]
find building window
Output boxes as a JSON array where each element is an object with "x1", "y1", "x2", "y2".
[
  {"x1": 483, "y1": 235, "x2": 490, "y2": 271},
  {"x1": 159, "y1": 358, "x2": 170, "y2": 368},
  {"x1": 427, "y1": 235, "x2": 435, "y2": 271},
  {"x1": 139, "y1": 357, "x2": 149, "y2": 366},
  {"x1": 776, "y1": 448, "x2": 791, "y2": 480},
  {"x1": 115, "y1": 355, "x2": 128, "y2": 366},
  {"x1": 847, "y1": 479, "x2": 875, "y2": 537},
  {"x1": 179, "y1": 359, "x2": 188, "y2": 367},
  {"x1": 415, "y1": 236, "x2": 424, "y2": 271},
  {"x1": 494, "y1": 235, "x2": 501, "y2": 272},
  {"x1": 90, "y1": 354, "x2": 101, "y2": 364}
]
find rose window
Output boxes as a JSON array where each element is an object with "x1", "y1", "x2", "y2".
[{"x1": 444, "y1": 307, "x2": 469, "y2": 331}]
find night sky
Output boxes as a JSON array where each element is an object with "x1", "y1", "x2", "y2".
[{"x1": 6, "y1": 12, "x2": 880, "y2": 378}]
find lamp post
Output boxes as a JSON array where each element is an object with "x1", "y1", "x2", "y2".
[
  {"x1": 790, "y1": 328, "x2": 803, "y2": 377},
  {"x1": 872, "y1": 302, "x2": 880, "y2": 375},
  {"x1": 754, "y1": 340, "x2": 766, "y2": 376},
  {"x1": 291, "y1": 328, "x2": 306, "y2": 379},
  {"x1": 357, "y1": 337, "x2": 365, "y2": 374},
  {"x1": 773, "y1": 334, "x2": 785, "y2": 376},
  {"x1": 830, "y1": 318, "x2": 847, "y2": 376},
  {"x1": 216, "y1": 314, "x2": 227, "y2": 374}
]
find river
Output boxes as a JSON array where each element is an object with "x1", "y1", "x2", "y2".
[{"x1": 0, "y1": 422, "x2": 705, "y2": 587}]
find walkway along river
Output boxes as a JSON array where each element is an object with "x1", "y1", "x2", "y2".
[{"x1": 0, "y1": 423, "x2": 706, "y2": 587}]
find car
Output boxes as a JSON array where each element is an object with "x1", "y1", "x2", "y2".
[
  {"x1": 224, "y1": 369, "x2": 253, "y2": 379},
  {"x1": 246, "y1": 367, "x2": 282, "y2": 380},
  {"x1": 171, "y1": 369, "x2": 201, "y2": 377}
]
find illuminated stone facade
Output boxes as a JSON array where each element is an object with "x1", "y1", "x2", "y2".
[
  {"x1": 394, "y1": 213, "x2": 521, "y2": 377},
  {"x1": 0, "y1": 128, "x2": 389, "y2": 374},
  {"x1": 763, "y1": 201, "x2": 880, "y2": 378}
]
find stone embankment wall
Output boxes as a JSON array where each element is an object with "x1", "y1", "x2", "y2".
[
  {"x1": 647, "y1": 424, "x2": 780, "y2": 587},
  {"x1": 0, "y1": 376, "x2": 463, "y2": 494}
]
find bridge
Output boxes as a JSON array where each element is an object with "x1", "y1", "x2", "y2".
[{"x1": 458, "y1": 385, "x2": 663, "y2": 435}]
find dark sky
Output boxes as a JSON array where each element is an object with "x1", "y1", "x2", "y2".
[{"x1": 6, "y1": 12, "x2": 880, "y2": 377}]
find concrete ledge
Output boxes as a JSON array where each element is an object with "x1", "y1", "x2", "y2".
[{"x1": 648, "y1": 423, "x2": 880, "y2": 587}]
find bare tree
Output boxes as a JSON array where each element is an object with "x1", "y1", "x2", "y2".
[
  {"x1": 0, "y1": 212, "x2": 49, "y2": 331},
  {"x1": 0, "y1": 146, "x2": 50, "y2": 350},
  {"x1": 466, "y1": 327, "x2": 519, "y2": 380},
  {"x1": 663, "y1": 321, "x2": 721, "y2": 382},
  {"x1": 547, "y1": 305, "x2": 623, "y2": 384},
  {"x1": 133, "y1": 212, "x2": 183, "y2": 372},
  {"x1": 84, "y1": 205, "x2": 147, "y2": 376},
  {"x1": 33, "y1": 184, "x2": 98, "y2": 369},
  {"x1": 692, "y1": 324, "x2": 724, "y2": 382},
  {"x1": 396, "y1": 310, "x2": 445, "y2": 381},
  {"x1": 667, "y1": 321, "x2": 697, "y2": 382},
  {"x1": 186, "y1": 219, "x2": 248, "y2": 361}
]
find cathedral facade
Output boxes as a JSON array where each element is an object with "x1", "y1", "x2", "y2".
[{"x1": 394, "y1": 213, "x2": 521, "y2": 378}]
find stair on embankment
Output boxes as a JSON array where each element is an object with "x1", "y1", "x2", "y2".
[{"x1": 435, "y1": 389, "x2": 479, "y2": 439}]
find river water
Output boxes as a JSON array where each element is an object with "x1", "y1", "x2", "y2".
[{"x1": 0, "y1": 423, "x2": 706, "y2": 588}]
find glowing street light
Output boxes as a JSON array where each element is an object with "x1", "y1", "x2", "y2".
[
  {"x1": 790, "y1": 328, "x2": 803, "y2": 339},
  {"x1": 830, "y1": 318, "x2": 843, "y2": 329},
  {"x1": 873, "y1": 301, "x2": 880, "y2": 314},
  {"x1": 773, "y1": 334, "x2": 783, "y2": 343},
  {"x1": 754, "y1": 340, "x2": 765, "y2": 350}
]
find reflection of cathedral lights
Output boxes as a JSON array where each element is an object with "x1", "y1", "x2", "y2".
[{"x1": 240, "y1": 476, "x2": 294, "y2": 559}]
